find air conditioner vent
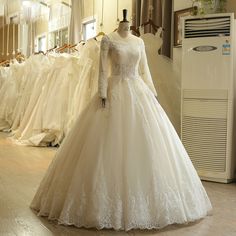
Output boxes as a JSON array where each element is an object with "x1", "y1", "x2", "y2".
[
  {"x1": 182, "y1": 116, "x2": 227, "y2": 172},
  {"x1": 184, "y1": 16, "x2": 230, "y2": 38},
  {"x1": 182, "y1": 98, "x2": 228, "y2": 173}
]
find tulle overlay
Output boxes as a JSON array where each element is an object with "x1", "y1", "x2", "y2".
[
  {"x1": 31, "y1": 75, "x2": 212, "y2": 230},
  {"x1": 31, "y1": 32, "x2": 212, "y2": 231}
]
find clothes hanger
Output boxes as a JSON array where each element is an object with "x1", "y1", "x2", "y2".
[
  {"x1": 95, "y1": 31, "x2": 106, "y2": 37},
  {"x1": 68, "y1": 44, "x2": 78, "y2": 52},
  {"x1": 55, "y1": 44, "x2": 66, "y2": 52},
  {"x1": 60, "y1": 44, "x2": 79, "y2": 53},
  {"x1": 94, "y1": 31, "x2": 106, "y2": 40},
  {"x1": 54, "y1": 44, "x2": 64, "y2": 52},
  {"x1": 17, "y1": 52, "x2": 25, "y2": 58},
  {"x1": 34, "y1": 51, "x2": 45, "y2": 55},
  {"x1": 15, "y1": 54, "x2": 25, "y2": 63},
  {"x1": 56, "y1": 44, "x2": 70, "y2": 53},
  {"x1": 47, "y1": 45, "x2": 57, "y2": 53},
  {"x1": 130, "y1": 25, "x2": 140, "y2": 36},
  {"x1": 68, "y1": 44, "x2": 77, "y2": 48},
  {"x1": 77, "y1": 40, "x2": 86, "y2": 46},
  {"x1": 141, "y1": 19, "x2": 164, "y2": 32},
  {"x1": 0, "y1": 59, "x2": 10, "y2": 66},
  {"x1": 0, "y1": 59, "x2": 9, "y2": 64}
]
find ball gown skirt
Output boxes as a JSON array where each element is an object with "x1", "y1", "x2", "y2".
[
  {"x1": 31, "y1": 77, "x2": 212, "y2": 230},
  {"x1": 30, "y1": 33, "x2": 212, "y2": 231}
]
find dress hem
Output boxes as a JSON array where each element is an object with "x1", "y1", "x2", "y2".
[{"x1": 30, "y1": 206, "x2": 212, "y2": 232}]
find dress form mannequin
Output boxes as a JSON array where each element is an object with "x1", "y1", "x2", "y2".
[
  {"x1": 101, "y1": 9, "x2": 130, "y2": 107},
  {"x1": 30, "y1": 7, "x2": 212, "y2": 228},
  {"x1": 117, "y1": 9, "x2": 130, "y2": 38}
]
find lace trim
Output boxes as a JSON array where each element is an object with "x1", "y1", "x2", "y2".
[
  {"x1": 32, "y1": 206, "x2": 211, "y2": 231},
  {"x1": 31, "y1": 184, "x2": 212, "y2": 231}
]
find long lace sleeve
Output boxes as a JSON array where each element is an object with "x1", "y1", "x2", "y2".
[
  {"x1": 98, "y1": 35, "x2": 110, "y2": 99},
  {"x1": 139, "y1": 39, "x2": 157, "y2": 97}
]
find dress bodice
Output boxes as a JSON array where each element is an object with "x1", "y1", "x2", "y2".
[
  {"x1": 80, "y1": 38, "x2": 100, "y2": 63},
  {"x1": 98, "y1": 32, "x2": 157, "y2": 99},
  {"x1": 108, "y1": 33, "x2": 140, "y2": 78},
  {"x1": 139, "y1": 27, "x2": 163, "y2": 54}
]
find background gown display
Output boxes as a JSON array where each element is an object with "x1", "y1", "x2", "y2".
[
  {"x1": 30, "y1": 32, "x2": 212, "y2": 231},
  {"x1": 12, "y1": 39, "x2": 99, "y2": 146},
  {"x1": 140, "y1": 27, "x2": 181, "y2": 134},
  {"x1": 0, "y1": 61, "x2": 25, "y2": 130}
]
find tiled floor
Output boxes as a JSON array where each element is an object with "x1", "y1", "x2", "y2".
[{"x1": 0, "y1": 132, "x2": 235, "y2": 236}]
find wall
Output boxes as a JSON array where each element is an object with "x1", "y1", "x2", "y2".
[
  {"x1": 7, "y1": 0, "x2": 21, "y2": 16},
  {"x1": 35, "y1": 19, "x2": 48, "y2": 36},
  {"x1": 226, "y1": 0, "x2": 236, "y2": 14},
  {"x1": 84, "y1": 0, "x2": 132, "y2": 34},
  {"x1": 174, "y1": 0, "x2": 192, "y2": 11},
  {"x1": 34, "y1": 0, "x2": 132, "y2": 49},
  {"x1": 0, "y1": 0, "x2": 132, "y2": 56},
  {"x1": 174, "y1": 0, "x2": 236, "y2": 14},
  {"x1": 35, "y1": 19, "x2": 48, "y2": 51},
  {"x1": 173, "y1": 0, "x2": 236, "y2": 70},
  {"x1": 172, "y1": 0, "x2": 192, "y2": 83},
  {"x1": 34, "y1": 0, "x2": 132, "y2": 41}
]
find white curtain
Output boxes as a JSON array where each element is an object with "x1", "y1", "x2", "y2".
[{"x1": 69, "y1": 0, "x2": 84, "y2": 44}]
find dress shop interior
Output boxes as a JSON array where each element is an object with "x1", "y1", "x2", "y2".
[{"x1": 0, "y1": 0, "x2": 236, "y2": 235}]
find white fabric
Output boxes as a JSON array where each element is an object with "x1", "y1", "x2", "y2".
[
  {"x1": 69, "y1": 0, "x2": 84, "y2": 44},
  {"x1": 15, "y1": 54, "x2": 81, "y2": 146},
  {"x1": 0, "y1": 61, "x2": 25, "y2": 130},
  {"x1": 69, "y1": 39, "x2": 100, "y2": 130},
  {"x1": 11, "y1": 54, "x2": 48, "y2": 131},
  {"x1": 12, "y1": 40, "x2": 99, "y2": 146},
  {"x1": 98, "y1": 33, "x2": 157, "y2": 99},
  {"x1": 31, "y1": 32, "x2": 212, "y2": 231},
  {"x1": 13, "y1": 55, "x2": 53, "y2": 139},
  {"x1": 0, "y1": 40, "x2": 100, "y2": 146},
  {"x1": 140, "y1": 27, "x2": 181, "y2": 134},
  {"x1": 0, "y1": 66, "x2": 9, "y2": 89}
]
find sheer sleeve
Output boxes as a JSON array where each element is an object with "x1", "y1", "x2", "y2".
[
  {"x1": 98, "y1": 35, "x2": 110, "y2": 99},
  {"x1": 139, "y1": 39, "x2": 157, "y2": 97}
]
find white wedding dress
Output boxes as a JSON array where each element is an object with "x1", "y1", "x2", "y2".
[
  {"x1": 31, "y1": 32, "x2": 212, "y2": 231},
  {"x1": 14, "y1": 54, "x2": 82, "y2": 146},
  {"x1": 140, "y1": 27, "x2": 181, "y2": 134},
  {"x1": 0, "y1": 61, "x2": 25, "y2": 130},
  {"x1": 13, "y1": 42, "x2": 99, "y2": 147}
]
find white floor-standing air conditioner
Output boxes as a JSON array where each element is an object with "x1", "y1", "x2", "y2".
[{"x1": 181, "y1": 13, "x2": 236, "y2": 183}]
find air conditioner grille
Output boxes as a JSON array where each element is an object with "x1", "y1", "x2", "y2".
[
  {"x1": 182, "y1": 96, "x2": 228, "y2": 173},
  {"x1": 182, "y1": 116, "x2": 227, "y2": 172},
  {"x1": 184, "y1": 16, "x2": 230, "y2": 38}
]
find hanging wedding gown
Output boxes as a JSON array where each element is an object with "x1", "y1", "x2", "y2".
[
  {"x1": 13, "y1": 55, "x2": 53, "y2": 138},
  {"x1": 140, "y1": 27, "x2": 181, "y2": 134},
  {"x1": 0, "y1": 61, "x2": 25, "y2": 130},
  {"x1": 0, "y1": 66, "x2": 9, "y2": 90},
  {"x1": 11, "y1": 54, "x2": 50, "y2": 131},
  {"x1": 14, "y1": 54, "x2": 78, "y2": 146},
  {"x1": 31, "y1": 32, "x2": 212, "y2": 231},
  {"x1": 69, "y1": 39, "x2": 100, "y2": 129},
  {"x1": 13, "y1": 40, "x2": 100, "y2": 146}
]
